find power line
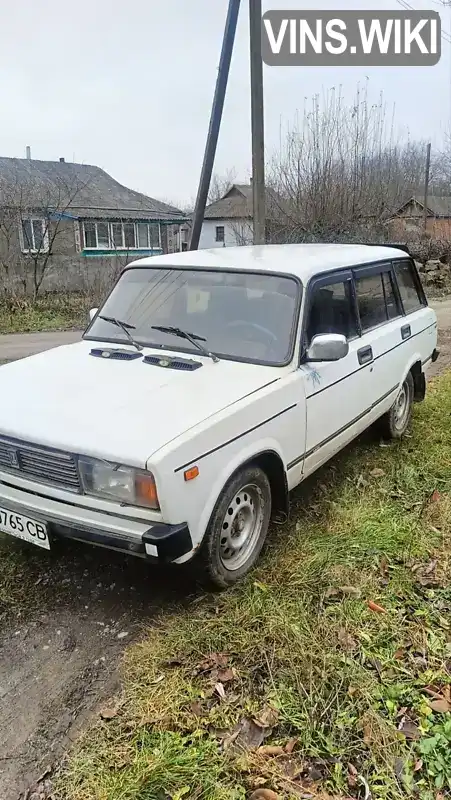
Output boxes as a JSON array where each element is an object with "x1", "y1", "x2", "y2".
[{"x1": 395, "y1": 0, "x2": 451, "y2": 44}]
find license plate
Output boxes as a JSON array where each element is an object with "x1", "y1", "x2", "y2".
[{"x1": 0, "y1": 507, "x2": 50, "y2": 550}]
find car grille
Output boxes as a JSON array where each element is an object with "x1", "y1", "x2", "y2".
[{"x1": 0, "y1": 437, "x2": 81, "y2": 491}]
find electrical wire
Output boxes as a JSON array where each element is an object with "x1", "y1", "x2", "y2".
[{"x1": 395, "y1": 0, "x2": 451, "y2": 45}]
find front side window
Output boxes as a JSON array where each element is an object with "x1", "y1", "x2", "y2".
[
  {"x1": 394, "y1": 259, "x2": 425, "y2": 313},
  {"x1": 85, "y1": 268, "x2": 301, "y2": 365},
  {"x1": 306, "y1": 279, "x2": 357, "y2": 343},
  {"x1": 21, "y1": 218, "x2": 49, "y2": 253}
]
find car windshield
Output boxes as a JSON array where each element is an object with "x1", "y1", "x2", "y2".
[{"x1": 85, "y1": 267, "x2": 301, "y2": 365}]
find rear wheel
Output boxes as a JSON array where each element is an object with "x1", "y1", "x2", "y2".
[
  {"x1": 196, "y1": 465, "x2": 272, "y2": 589},
  {"x1": 378, "y1": 372, "x2": 414, "y2": 439}
]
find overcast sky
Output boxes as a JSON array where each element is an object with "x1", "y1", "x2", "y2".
[{"x1": 0, "y1": 0, "x2": 449, "y2": 208}]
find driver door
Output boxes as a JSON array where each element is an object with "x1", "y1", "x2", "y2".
[{"x1": 301, "y1": 270, "x2": 372, "y2": 475}]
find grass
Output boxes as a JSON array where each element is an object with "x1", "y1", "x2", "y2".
[
  {"x1": 48, "y1": 373, "x2": 451, "y2": 798},
  {"x1": 0, "y1": 293, "x2": 91, "y2": 333}
]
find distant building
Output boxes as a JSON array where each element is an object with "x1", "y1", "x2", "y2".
[
  {"x1": 392, "y1": 195, "x2": 451, "y2": 239},
  {"x1": 0, "y1": 154, "x2": 188, "y2": 263},
  {"x1": 199, "y1": 182, "x2": 281, "y2": 248}
]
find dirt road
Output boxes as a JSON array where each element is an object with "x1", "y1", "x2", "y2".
[
  {"x1": 0, "y1": 330, "x2": 81, "y2": 363},
  {"x1": 0, "y1": 298, "x2": 450, "y2": 800},
  {"x1": 0, "y1": 542, "x2": 192, "y2": 800}
]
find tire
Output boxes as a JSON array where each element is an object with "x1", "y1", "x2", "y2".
[
  {"x1": 195, "y1": 465, "x2": 272, "y2": 590},
  {"x1": 378, "y1": 372, "x2": 415, "y2": 440}
]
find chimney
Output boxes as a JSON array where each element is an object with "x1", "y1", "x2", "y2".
[
  {"x1": 59, "y1": 157, "x2": 65, "y2": 162},
  {"x1": 26, "y1": 146, "x2": 31, "y2": 160}
]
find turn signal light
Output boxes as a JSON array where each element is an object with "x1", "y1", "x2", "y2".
[
  {"x1": 184, "y1": 466, "x2": 199, "y2": 482},
  {"x1": 135, "y1": 473, "x2": 159, "y2": 508}
]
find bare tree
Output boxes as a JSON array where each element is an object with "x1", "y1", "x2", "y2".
[
  {"x1": 229, "y1": 218, "x2": 253, "y2": 245},
  {"x1": 208, "y1": 168, "x2": 237, "y2": 203},
  {"x1": 265, "y1": 84, "x2": 439, "y2": 244}
]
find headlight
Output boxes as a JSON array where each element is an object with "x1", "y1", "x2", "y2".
[{"x1": 78, "y1": 458, "x2": 159, "y2": 509}]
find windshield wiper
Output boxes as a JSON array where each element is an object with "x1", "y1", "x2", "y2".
[
  {"x1": 151, "y1": 325, "x2": 220, "y2": 363},
  {"x1": 99, "y1": 316, "x2": 143, "y2": 352}
]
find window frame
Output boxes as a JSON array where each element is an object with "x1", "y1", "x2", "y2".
[
  {"x1": 82, "y1": 220, "x2": 162, "y2": 251},
  {"x1": 300, "y1": 258, "x2": 411, "y2": 362},
  {"x1": 392, "y1": 257, "x2": 427, "y2": 315},
  {"x1": 215, "y1": 225, "x2": 225, "y2": 243},
  {"x1": 83, "y1": 264, "x2": 304, "y2": 369},
  {"x1": 300, "y1": 269, "x2": 359, "y2": 362},
  {"x1": 20, "y1": 217, "x2": 49, "y2": 254}
]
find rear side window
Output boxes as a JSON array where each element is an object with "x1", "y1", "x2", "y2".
[
  {"x1": 355, "y1": 271, "x2": 401, "y2": 331},
  {"x1": 382, "y1": 272, "x2": 400, "y2": 320},
  {"x1": 394, "y1": 259, "x2": 425, "y2": 313},
  {"x1": 306, "y1": 279, "x2": 357, "y2": 342}
]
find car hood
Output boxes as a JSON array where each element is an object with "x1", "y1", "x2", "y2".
[{"x1": 0, "y1": 341, "x2": 279, "y2": 467}]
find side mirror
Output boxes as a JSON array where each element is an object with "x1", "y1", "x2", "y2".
[
  {"x1": 306, "y1": 333, "x2": 349, "y2": 362},
  {"x1": 89, "y1": 308, "x2": 98, "y2": 322}
]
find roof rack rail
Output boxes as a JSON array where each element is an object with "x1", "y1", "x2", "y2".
[{"x1": 365, "y1": 242, "x2": 411, "y2": 254}]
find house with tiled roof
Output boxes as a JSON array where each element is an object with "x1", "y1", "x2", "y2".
[
  {"x1": 199, "y1": 182, "x2": 281, "y2": 248},
  {"x1": 0, "y1": 153, "x2": 187, "y2": 263}
]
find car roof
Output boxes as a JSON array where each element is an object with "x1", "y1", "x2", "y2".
[{"x1": 126, "y1": 243, "x2": 408, "y2": 283}]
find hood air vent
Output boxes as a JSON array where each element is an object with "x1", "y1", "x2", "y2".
[
  {"x1": 90, "y1": 348, "x2": 142, "y2": 361},
  {"x1": 143, "y1": 355, "x2": 202, "y2": 371}
]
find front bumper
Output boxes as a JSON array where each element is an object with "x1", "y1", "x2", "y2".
[{"x1": 0, "y1": 479, "x2": 192, "y2": 562}]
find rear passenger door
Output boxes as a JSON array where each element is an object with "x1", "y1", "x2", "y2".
[{"x1": 353, "y1": 262, "x2": 406, "y2": 410}]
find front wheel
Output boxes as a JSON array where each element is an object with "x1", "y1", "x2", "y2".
[
  {"x1": 196, "y1": 465, "x2": 272, "y2": 589},
  {"x1": 378, "y1": 372, "x2": 414, "y2": 439}
]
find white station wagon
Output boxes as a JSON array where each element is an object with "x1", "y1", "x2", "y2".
[{"x1": 0, "y1": 244, "x2": 439, "y2": 588}]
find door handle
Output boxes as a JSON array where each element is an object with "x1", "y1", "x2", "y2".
[
  {"x1": 401, "y1": 324, "x2": 411, "y2": 340},
  {"x1": 358, "y1": 345, "x2": 373, "y2": 365}
]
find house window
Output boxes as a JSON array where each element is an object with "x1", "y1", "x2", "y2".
[
  {"x1": 149, "y1": 223, "x2": 160, "y2": 248},
  {"x1": 136, "y1": 222, "x2": 149, "y2": 248},
  {"x1": 123, "y1": 223, "x2": 136, "y2": 249},
  {"x1": 215, "y1": 225, "x2": 225, "y2": 243},
  {"x1": 112, "y1": 222, "x2": 123, "y2": 248},
  {"x1": 83, "y1": 222, "x2": 97, "y2": 249},
  {"x1": 21, "y1": 218, "x2": 49, "y2": 253},
  {"x1": 82, "y1": 221, "x2": 162, "y2": 251},
  {"x1": 97, "y1": 222, "x2": 110, "y2": 248}
]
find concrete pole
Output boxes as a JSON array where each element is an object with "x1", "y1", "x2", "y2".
[{"x1": 249, "y1": 0, "x2": 265, "y2": 244}]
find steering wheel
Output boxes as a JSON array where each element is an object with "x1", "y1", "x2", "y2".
[{"x1": 224, "y1": 320, "x2": 278, "y2": 346}]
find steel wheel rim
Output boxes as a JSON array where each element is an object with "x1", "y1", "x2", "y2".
[
  {"x1": 219, "y1": 483, "x2": 265, "y2": 571},
  {"x1": 393, "y1": 380, "x2": 410, "y2": 430}
]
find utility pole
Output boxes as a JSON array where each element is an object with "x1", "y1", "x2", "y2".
[
  {"x1": 189, "y1": 0, "x2": 241, "y2": 250},
  {"x1": 249, "y1": 0, "x2": 266, "y2": 244},
  {"x1": 423, "y1": 142, "x2": 432, "y2": 232}
]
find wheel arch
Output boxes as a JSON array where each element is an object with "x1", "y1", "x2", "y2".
[
  {"x1": 409, "y1": 359, "x2": 426, "y2": 402},
  {"x1": 194, "y1": 444, "x2": 289, "y2": 552},
  {"x1": 247, "y1": 450, "x2": 289, "y2": 520},
  {"x1": 399, "y1": 353, "x2": 423, "y2": 400}
]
